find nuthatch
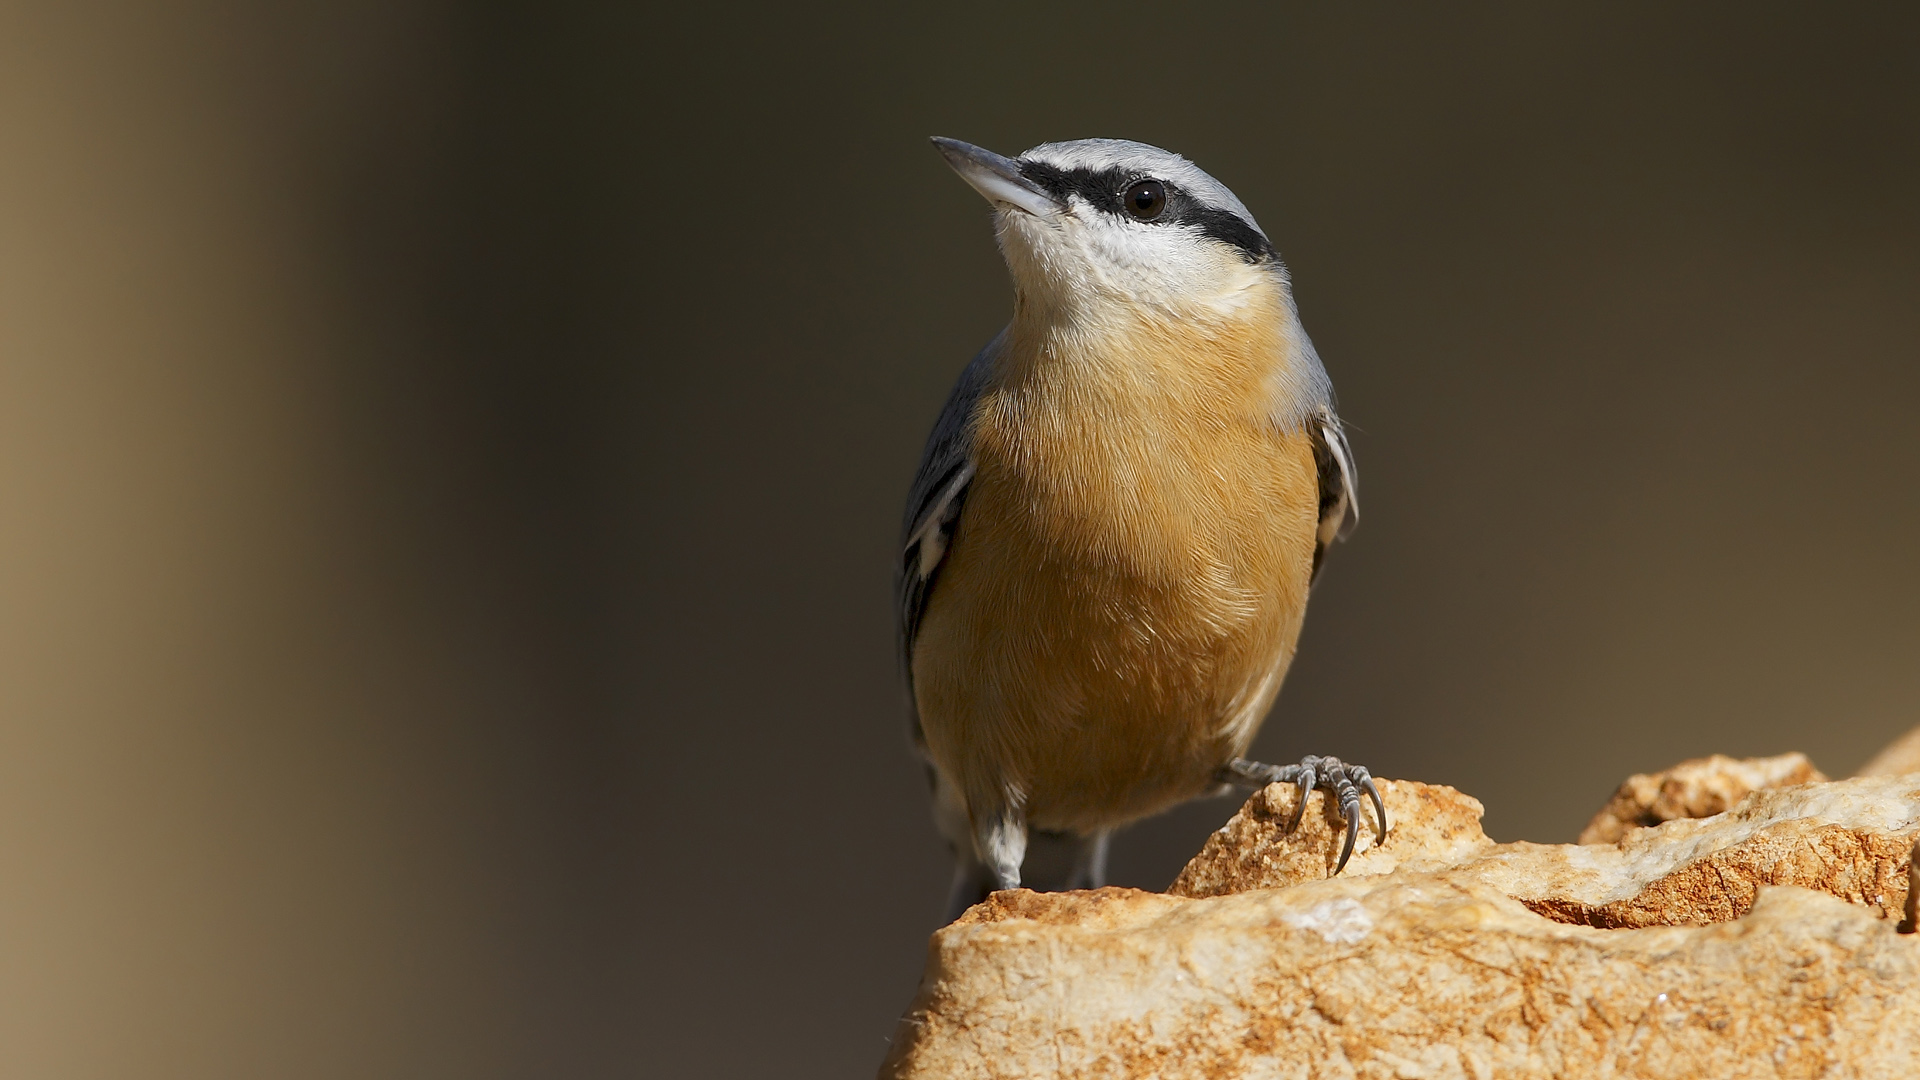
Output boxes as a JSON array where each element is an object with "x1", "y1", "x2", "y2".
[{"x1": 901, "y1": 137, "x2": 1386, "y2": 921}]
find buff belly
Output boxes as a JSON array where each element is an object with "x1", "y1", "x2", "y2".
[{"x1": 911, "y1": 419, "x2": 1322, "y2": 837}]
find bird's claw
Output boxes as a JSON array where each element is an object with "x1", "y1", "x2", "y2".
[{"x1": 1217, "y1": 755, "x2": 1388, "y2": 874}]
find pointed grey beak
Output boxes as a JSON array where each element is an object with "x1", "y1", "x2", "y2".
[{"x1": 930, "y1": 137, "x2": 1064, "y2": 217}]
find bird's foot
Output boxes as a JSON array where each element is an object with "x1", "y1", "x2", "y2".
[{"x1": 1216, "y1": 755, "x2": 1387, "y2": 873}]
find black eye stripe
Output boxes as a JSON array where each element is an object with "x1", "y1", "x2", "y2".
[
  {"x1": 1015, "y1": 161, "x2": 1126, "y2": 213},
  {"x1": 1181, "y1": 206, "x2": 1274, "y2": 265},
  {"x1": 1014, "y1": 161, "x2": 1275, "y2": 264}
]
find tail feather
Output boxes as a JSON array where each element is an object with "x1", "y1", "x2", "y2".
[{"x1": 940, "y1": 828, "x2": 1111, "y2": 923}]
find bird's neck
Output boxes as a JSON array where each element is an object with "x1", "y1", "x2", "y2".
[{"x1": 994, "y1": 273, "x2": 1323, "y2": 430}]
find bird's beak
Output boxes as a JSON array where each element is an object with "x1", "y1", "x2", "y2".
[{"x1": 931, "y1": 137, "x2": 1064, "y2": 218}]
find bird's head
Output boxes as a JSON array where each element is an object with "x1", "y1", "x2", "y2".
[{"x1": 931, "y1": 137, "x2": 1286, "y2": 326}]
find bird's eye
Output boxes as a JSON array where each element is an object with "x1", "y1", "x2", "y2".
[{"x1": 1123, "y1": 179, "x2": 1167, "y2": 221}]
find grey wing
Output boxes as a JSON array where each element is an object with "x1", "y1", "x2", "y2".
[
  {"x1": 1309, "y1": 406, "x2": 1358, "y2": 582},
  {"x1": 898, "y1": 334, "x2": 998, "y2": 672}
]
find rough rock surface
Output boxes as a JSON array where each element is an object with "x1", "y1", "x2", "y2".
[
  {"x1": 1577, "y1": 752, "x2": 1826, "y2": 845},
  {"x1": 883, "y1": 769, "x2": 1920, "y2": 1079},
  {"x1": 1171, "y1": 774, "x2": 1918, "y2": 927},
  {"x1": 1169, "y1": 778, "x2": 1489, "y2": 899},
  {"x1": 883, "y1": 882, "x2": 1920, "y2": 1079},
  {"x1": 1909, "y1": 836, "x2": 1920, "y2": 932}
]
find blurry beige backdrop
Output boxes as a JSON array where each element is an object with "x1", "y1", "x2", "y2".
[{"x1": 1, "y1": 2, "x2": 1916, "y2": 1077}]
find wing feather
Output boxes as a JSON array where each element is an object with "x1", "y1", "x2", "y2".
[
  {"x1": 898, "y1": 336, "x2": 997, "y2": 665},
  {"x1": 1309, "y1": 406, "x2": 1358, "y2": 582}
]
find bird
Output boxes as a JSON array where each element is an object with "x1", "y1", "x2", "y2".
[{"x1": 900, "y1": 137, "x2": 1386, "y2": 922}]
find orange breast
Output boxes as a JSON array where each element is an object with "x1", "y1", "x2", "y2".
[{"x1": 911, "y1": 296, "x2": 1321, "y2": 834}]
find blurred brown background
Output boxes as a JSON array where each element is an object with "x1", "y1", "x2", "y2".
[{"x1": 1, "y1": 1, "x2": 1916, "y2": 1076}]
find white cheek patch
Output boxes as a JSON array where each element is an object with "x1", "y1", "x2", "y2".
[{"x1": 1046, "y1": 205, "x2": 1261, "y2": 311}]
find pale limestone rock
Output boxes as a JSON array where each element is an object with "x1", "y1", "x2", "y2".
[
  {"x1": 884, "y1": 771, "x2": 1920, "y2": 1079},
  {"x1": 1175, "y1": 774, "x2": 1919, "y2": 927},
  {"x1": 883, "y1": 881, "x2": 1920, "y2": 1079},
  {"x1": 1170, "y1": 779, "x2": 1490, "y2": 898},
  {"x1": 1577, "y1": 752, "x2": 1826, "y2": 845},
  {"x1": 1486, "y1": 777, "x2": 1919, "y2": 928}
]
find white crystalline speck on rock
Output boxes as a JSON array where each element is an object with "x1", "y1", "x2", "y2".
[{"x1": 1281, "y1": 896, "x2": 1372, "y2": 944}]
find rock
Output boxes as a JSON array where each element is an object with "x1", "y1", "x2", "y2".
[
  {"x1": 1486, "y1": 779, "x2": 1917, "y2": 928},
  {"x1": 1858, "y1": 723, "x2": 1920, "y2": 777},
  {"x1": 1577, "y1": 752, "x2": 1826, "y2": 845},
  {"x1": 883, "y1": 769, "x2": 1920, "y2": 1079},
  {"x1": 1169, "y1": 778, "x2": 1489, "y2": 899},
  {"x1": 1173, "y1": 773, "x2": 1918, "y2": 927},
  {"x1": 881, "y1": 880, "x2": 1920, "y2": 1079},
  {"x1": 1909, "y1": 836, "x2": 1920, "y2": 933}
]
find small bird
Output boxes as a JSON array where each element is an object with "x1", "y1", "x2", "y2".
[{"x1": 901, "y1": 137, "x2": 1386, "y2": 921}]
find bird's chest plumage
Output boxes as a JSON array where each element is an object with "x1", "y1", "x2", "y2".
[
  {"x1": 911, "y1": 312, "x2": 1322, "y2": 831},
  {"x1": 969, "y1": 383, "x2": 1309, "y2": 627}
]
